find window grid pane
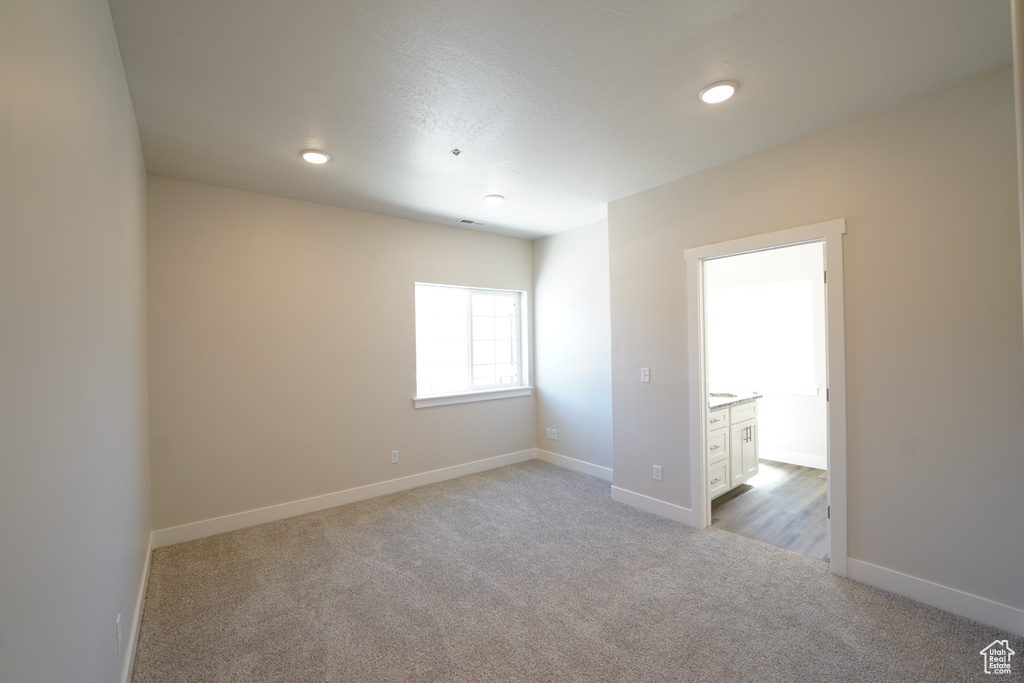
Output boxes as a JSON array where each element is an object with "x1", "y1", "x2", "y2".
[
  {"x1": 470, "y1": 291, "x2": 518, "y2": 389},
  {"x1": 415, "y1": 286, "x2": 470, "y2": 395},
  {"x1": 416, "y1": 284, "x2": 522, "y2": 396}
]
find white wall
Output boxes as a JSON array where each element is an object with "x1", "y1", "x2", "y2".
[
  {"x1": 609, "y1": 69, "x2": 1024, "y2": 612},
  {"x1": 1015, "y1": 0, "x2": 1024, "y2": 342},
  {"x1": 533, "y1": 221, "x2": 614, "y2": 473},
  {"x1": 147, "y1": 177, "x2": 536, "y2": 531},
  {"x1": 705, "y1": 243, "x2": 827, "y2": 469},
  {"x1": 0, "y1": 1, "x2": 151, "y2": 681}
]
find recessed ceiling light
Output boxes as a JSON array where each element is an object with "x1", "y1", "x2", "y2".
[
  {"x1": 301, "y1": 150, "x2": 330, "y2": 164},
  {"x1": 484, "y1": 194, "x2": 505, "y2": 206},
  {"x1": 699, "y1": 81, "x2": 738, "y2": 104}
]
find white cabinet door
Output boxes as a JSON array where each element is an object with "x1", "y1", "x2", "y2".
[
  {"x1": 729, "y1": 421, "x2": 745, "y2": 486},
  {"x1": 730, "y1": 417, "x2": 758, "y2": 485},
  {"x1": 739, "y1": 419, "x2": 758, "y2": 479}
]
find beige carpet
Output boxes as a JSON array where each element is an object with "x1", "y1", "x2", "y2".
[{"x1": 132, "y1": 461, "x2": 1016, "y2": 682}]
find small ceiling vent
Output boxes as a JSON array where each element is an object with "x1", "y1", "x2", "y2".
[{"x1": 457, "y1": 218, "x2": 489, "y2": 226}]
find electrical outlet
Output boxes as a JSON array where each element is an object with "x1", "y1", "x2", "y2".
[
  {"x1": 641, "y1": 367, "x2": 651, "y2": 383},
  {"x1": 115, "y1": 613, "x2": 122, "y2": 653},
  {"x1": 390, "y1": 450, "x2": 399, "y2": 464},
  {"x1": 550, "y1": 429, "x2": 557, "y2": 440},
  {"x1": 653, "y1": 465, "x2": 662, "y2": 481},
  {"x1": 545, "y1": 428, "x2": 552, "y2": 439}
]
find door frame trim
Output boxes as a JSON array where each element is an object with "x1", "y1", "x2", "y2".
[{"x1": 684, "y1": 218, "x2": 848, "y2": 576}]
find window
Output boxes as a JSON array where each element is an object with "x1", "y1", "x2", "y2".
[
  {"x1": 414, "y1": 283, "x2": 530, "y2": 407},
  {"x1": 707, "y1": 279, "x2": 817, "y2": 393}
]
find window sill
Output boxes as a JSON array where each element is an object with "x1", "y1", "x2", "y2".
[{"x1": 413, "y1": 386, "x2": 534, "y2": 409}]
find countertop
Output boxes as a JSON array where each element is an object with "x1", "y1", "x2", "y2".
[{"x1": 708, "y1": 391, "x2": 763, "y2": 410}]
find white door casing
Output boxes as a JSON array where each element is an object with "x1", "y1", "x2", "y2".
[{"x1": 684, "y1": 218, "x2": 848, "y2": 577}]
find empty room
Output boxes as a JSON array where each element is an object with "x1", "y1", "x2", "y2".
[{"x1": 2, "y1": 1, "x2": 1023, "y2": 682}]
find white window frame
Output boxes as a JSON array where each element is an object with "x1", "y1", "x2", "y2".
[{"x1": 413, "y1": 283, "x2": 532, "y2": 408}]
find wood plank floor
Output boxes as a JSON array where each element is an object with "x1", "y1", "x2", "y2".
[{"x1": 711, "y1": 459, "x2": 829, "y2": 563}]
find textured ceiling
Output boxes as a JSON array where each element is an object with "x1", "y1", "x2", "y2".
[{"x1": 108, "y1": 0, "x2": 1012, "y2": 239}]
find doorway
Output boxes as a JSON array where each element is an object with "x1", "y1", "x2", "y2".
[
  {"x1": 684, "y1": 219, "x2": 848, "y2": 577},
  {"x1": 703, "y1": 242, "x2": 829, "y2": 561}
]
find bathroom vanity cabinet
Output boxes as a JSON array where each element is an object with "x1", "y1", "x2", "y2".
[{"x1": 707, "y1": 395, "x2": 760, "y2": 499}]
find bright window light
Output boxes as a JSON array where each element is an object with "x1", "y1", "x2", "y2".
[
  {"x1": 706, "y1": 280, "x2": 815, "y2": 392},
  {"x1": 415, "y1": 283, "x2": 524, "y2": 397}
]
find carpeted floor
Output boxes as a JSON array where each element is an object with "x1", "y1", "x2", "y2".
[{"x1": 132, "y1": 461, "x2": 1017, "y2": 682}]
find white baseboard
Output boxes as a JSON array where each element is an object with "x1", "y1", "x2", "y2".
[
  {"x1": 761, "y1": 447, "x2": 826, "y2": 470},
  {"x1": 536, "y1": 449, "x2": 613, "y2": 481},
  {"x1": 610, "y1": 485, "x2": 694, "y2": 526},
  {"x1": 847, "y1": 559, "x2": 1024, "y2": 637},
  {"x1": 152, "y1": 449, "x2": 537, "y2": 548},
  {"x1": 121, "y1": 531, "x2": 153, "y2": 683}
]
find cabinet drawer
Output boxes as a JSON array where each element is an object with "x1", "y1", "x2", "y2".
[
  {"x1": 730, "y1": 401, "x2": 757, "y2": 423},
  {"x1": 706, "y1": 430, "x2": 727, "y2": 463},
  {"x1": 707, "y1": 408, "x2": 729, "y2": 431},
  {"x1": 709, "y1": 461, "x2": 729, "y2": 498}
]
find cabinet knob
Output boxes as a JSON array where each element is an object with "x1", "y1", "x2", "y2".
[{"x1": 711, "y1": 478, "x2": 722, "y2": 485}]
